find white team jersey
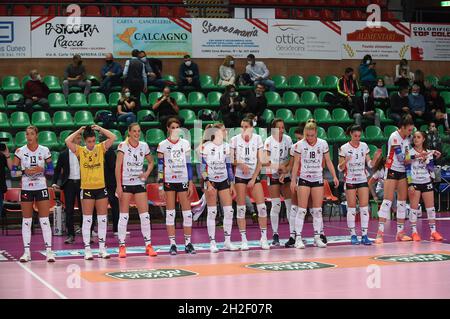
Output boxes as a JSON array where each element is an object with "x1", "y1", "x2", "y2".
[
  {"x1": 118, "y1": 141, "x2": 150, "y2": 186},
  {"x1": 157, "y1": 138, "x2": 191, "y2": 184},
  {"x1": 202, "y1": 141, "x2": 230, "y2": 183},
  {"x1": 386, "y1": 130, "x2": 412, "y2": 173},
  {"x1": 15, "y1": 145, "x2": 51, "y2": 191},
  {"x1": 294, "y1": 138, "x2": 329, "y2": 183},
  {"x1": 409, "y1": 148, "x2": 433, "y2": 184},
  {"x1": 339, "y1": 142, "x2": 370, "y2": 184},
  {"x1": 230, "y1": 133, "x2": 263, "y2": 179},
  {"x1": 264, "y1": 134, "x2": 292, "y2": 179}
]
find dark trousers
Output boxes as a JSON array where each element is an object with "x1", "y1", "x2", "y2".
[
  {"x1": 177, "y1": 78, "x2": 201, "y2": 90},
  {"x1": 126, "y1": 79, "x2": 144, "y2": 109},
  {"x1": 106, "y1": 185, "x2": 119, "y2": 233},
  {"x1": 62, "y1": 179, "x2": 82, "y2": 237},
  {"x1": 99, "y1": 76, "x2": 122, "y2": 97},
  {"x1": 222, "y1": 112, "x2": 241, "y2": 129},
  {"x1": 18, "y1": 98, "x2": 49, "y2": 115}
]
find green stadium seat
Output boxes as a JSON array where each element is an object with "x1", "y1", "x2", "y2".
[
  {"x1": 10, "y1": 112, "x2": 30, "y2": 128},
  {"x1": 376, "y1": 108, "x2": 394, "y2": 124},
  {"x1": 318, "y1": 91, "x2": 334, "y2": 105},
  {"x1": 0, "y1": 95, "x2": 5, "y2": 110},
  {"x1": 368, "y1": 144, "x2": 379, "y2": 159},
  {"x1": 189, "y1": 128, "x2": 203, "y2": 145},
  {"x1": 317, "y1": 126, "x2": 327, "y2": 140},
  {"x1": 68, "y1": 93, "x2": 88, "y2": 109},
  {"x1": 148, "y1": 92, "x2": 163, "y2": 106},
  {"x1": 255, "y1": 127, "x2": 268, "y2": 141},
  {"x1": 207, "y1": 91, "x2": 222, "y2": 108},
  {"x1": 108, "y1": 92, "x2": 121, "y2": 107},
  {"x1": 59, "y1": 130, "x2": 73, "y2": 149},
  {"x1": 22, "y1": 75, "x2": 32, "y2": 88},
  {"x1": 261, "y1": 109, "x2": 274, "y2": 125},
  {"x1": 162, "y1": 75, "x2": 178, "y2": 89},
  {"x1": 425, "y1": 75, "x2": 439, "y2": 87},
  {"x1": 38, "y1": 131, "x2": 59, "y2": 150},
  {"x1": 43, "y1": 75, "x2": 61, "y2": 92},
  {"x1": 6, "y1": 93, "x2": 23, "y2": 109},
  {"x1": 288, "y1": 127, "x2": 297, "y2": 141},
  {"x1": 109, "y1": 129, "x2": 123, "y2": 148},
  {"x1": 332, "y1": 108, "x2": 353, "y2": 124},
  {"x1": 31, "y1": 111, "x2": 52, "y2": 128},
  {"x1": 200, "y1": 75, "x2": 218, "y2": 90},
  {"x1": 300, "y1": 91, "x2": 319, "y2": 106},
  {"x1": 323, "y1": 75, "x2": 338, "y2": 90},
  {"x1": 305, "y1": 75, "x2": 322, "y2": 89},
  {"x1": 283, "y1": 91, "x2": 301, "y2": 107},
  {"x1": 314, "y1": 108, "x2": 333, "y2": 124},
  {"x1": 15, "y1": 131, "x2": 27, "y2": 148},
  {"x1": 288, "y1": 75, "x2": 305, "y2": 89},
  {"x1": 74, "y1": 111, "x2": 94, "y2": 126},
  {"x1": 441, "y1": 91, "x2": 450, "y2": 106},
  {"x1": 179, "y1": 109, "x2": 196, "y2": 126},
  {"x1": 364, "y1": 125, "x2": 385, "y2": 143},
  {"x1": 137, "y1": 110, "x2": 159, "y2": 128},
  {"x1": 384, "y1": 125, "x2": 398, "y2": 138},
  {"x1": 327, "y1": 126, "x2": 348, "y2": 143},
  {"x1": 0, "y1": 112, "x2": 9, "y2": 129},
  {"x1": 51, "y1": 151, "x2": 59, "y2": 166},
  {"x1": 295, "y1": 108, "x2": 313, "y2": 123},
  {"x1": 272, "y1": 75, "x2": 288, "y2": 89},
  {"x1": 140, "y1": 92, "x2": 149, "y2": 108},
  {"x1": 88, "y1": 92, "x2": 108, "y2": 108},
  {"x1": 0, "y1": 132, "x2": 14, "y2": 150},
  {"x1": 275, "y1": 108, "x2": 296, "y2": 125},
  {"x1": 48, "y1": 93, "x2": 67, "y2": 109},
  {"x1": 188, "y1": 92, "x2": 208, "y2": 108},
  {"x1": 170, "y1": 92, "x2": 188, "y2": 107},
  {"x1": 2, "y1": 76, "x2": 21, "y2": 92},
  {"x1": 229, "y1": 127, "x2": 242, "y2": 138},
  {"x1": 146, "y1": 128, "x2": 166, "y2": 147},
  {"x1": 265, "y1": 91, "x2": 283, "y2": 107}
]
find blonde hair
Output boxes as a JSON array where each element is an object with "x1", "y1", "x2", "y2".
[
  {"x1": 222, "y1": 55, "x2": 234, "y2": 67},
  {"x1": 303, "y1": 119, "x2": 317, "y2": 135},
  {"x1": 26, "y1": 125, "x2": 39, "y2": 135},
  {"x1": 203, "y1": 123, "x2": 225, "y2": 143},
  {"x1": 125, "y1": 122, "x2": 140, "y2": 144}
]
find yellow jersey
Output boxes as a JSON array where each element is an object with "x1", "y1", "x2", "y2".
[{"x1": 76, "y1": 143, "x2": 106, "y2": 190}]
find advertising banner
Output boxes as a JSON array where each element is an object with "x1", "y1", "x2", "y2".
[
  {"x1": 411, "y1": 23, "x2": 450, "y2": 61},
  {"x1": 0, "y1": 17, "x2": 31, "y2": 58}
]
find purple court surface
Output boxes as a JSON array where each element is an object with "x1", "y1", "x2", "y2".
[{"x1": 1, "y1": 215, "x2": 449, "y2": 299}]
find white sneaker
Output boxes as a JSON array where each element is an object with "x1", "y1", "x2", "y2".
[
  {"x1": 260, "y1": 239, "x2": 270, "y2": 250},
  {"x1": 84, "y1": 247, "x2": 94, "y2": 260},
  {"x1": 223, "y1": 241, "x2": 239, "y2": 251},
  {"x1": 99, "y1": 248, "x2": 110, "y2": 259},
  {"x1": 46, "y1": 250, "x2": 56, "y2": 262},
  {"x1": 313, "y1": 235, "x2": 327, "y2": 248},
  {"x1": 295, "y1": 237, "x2": 306, "y2": 249},
  {"x1": 240, "y1": 241, "x2": 249, "y2": 251},
  {"x1": 19, "y1": 252, "x2": 31, "y2": 263},
  {"x1": 210, "y1": 241, "x2": 219, "y2": 253}
]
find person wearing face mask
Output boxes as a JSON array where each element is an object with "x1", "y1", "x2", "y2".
[
  {"x1": 117, "y1": 87, "x2": 137, "y2": 126},
  {"x1": 139, "y1": 51, "x2": 166, "y2": 89},
  {"x1": 99, "y1": 53, "x2": 123, "y2": 97},
  {"x1": 354, "y1": 87, "x2": 380, "y2": 127},
  {"x1": 123, "y1": 49, "x2": 147, "y2": 109},
  {"x1": 63, "y1": 54, "x2": 91, "y2": 99},
  {"x1": 152, "y1": 86, "x2": 184, "y2": 129},
  {"x1": 358, "y1": 55, "x2": 377, "y2": 91},
  {"x1": 372, "y1": 78, "x2": 389, "y2": 109},
  {"x1": 337, "y1": 67, "x2": 359, "y2": 112},
  {"x1": 390, "y1": 86, "x2": 411, "y2": 125},
  {"x1": 218, "y1": 55, "x2": 236, "y2": 87},
  {"x1": 18, "y1": 69, "x2": 50, "y2": 116},
  {"x1": 395, "y1": 59, "x2": 413, "y2": 87},
  {"x1": 220, "y1": 85, "x2": 245, "y2": 128},
  {"x1": 241, "y1": 84, "x2": 268, "y2": 128},
  {"x1": 408, "y1": 84, "x2": 428, "y2": 124},
  {"x1": 178, "y1": 55, "x2": 200, "y2": 90},
  {"x1": 244, "y1": 54, "x2": 275, "y2": 92}
]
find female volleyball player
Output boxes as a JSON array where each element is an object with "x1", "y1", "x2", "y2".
[
  {"x1": 230, "y1": 117, "x2": 270, "y2": 250},
  {"x1": 263, "y1": 119, "x2": 293, "y2": 246},
  {"x1": 115, "y1": 123, "x2": 157, "y2": 258},
  {"x1": 66, "y1": 125, "x2": 117, "y2": 260},
  {"x1": 14, "y1": 126, "x2": 55, "y2": 263},
  {"x1": 338, "y1": 125, "x2": 380, "y2": 245},
  {"x1": 290, "y1": 119, "x2": 339, "y2": 249},
  {"x1": 201, "y1": 123, "x2": 238, "y2": 252},
  {"x1": 375, "y1": 114, "x2": 414, "y2": 244},
  {"x1": 157, "y1": 117, "x2": 196, "y2": 255},
  {"x1": 407, "y1": 131, "x2": 443, "y2": 241}
]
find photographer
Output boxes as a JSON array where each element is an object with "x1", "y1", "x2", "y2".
[
  {"x1": 0, "y1": 142, "x2": 13, "y2": 216},
  {"x1": 152, "y1": 86, "x2": 183, "y2": 129}
]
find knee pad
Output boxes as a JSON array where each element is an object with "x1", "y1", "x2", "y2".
[
  {"x1": 182, "y1": 210, "x2": 193, "y2": 227},
  {"x1": 257, "y1": 203, "x2": 267, "y2": 218},
  {"x1": 223, "y1": 206, "x2": 234, "y2": 219},
  {"x1": 165, "y1": 209, "x2": 176, "y2": 226},
  {"x1": 378, "y1": 200, "x2": 392, "y2": 219},
  {"x1": 270, "y1": 199, "x2": 281, "y2": 216},
  {"x1": 360, "y1": 206, "x2": 369, "y2": 216},
  {"x1": 397, "y1": 201, "x2": 407, "y2": 219},
  {"x1": 409, "y1": 209, "x2": 419, "y2": 223},
  {"x1": 426, "y1": 207, "x2": 436, "y2": 220},
  {"x1": 236, "y1": 205, "x2": 246, "y2": 219}
]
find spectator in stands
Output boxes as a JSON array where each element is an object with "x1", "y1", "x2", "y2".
[
  {"x1": 152, "y1": 86, "x2": 184, "y2": 128},
  {"x1": 353, "y1": 87, "x2": 380, "y2": 127},
  {"x1": 0, "y1": 143, "x2": 12, "y2": 218},
  {"x1": 408, "y1": 84, "x2": 428, "y2": 123},
  {"x1": 18, "y1": 69, "x2": 50, "y2": 115},
  {"x1": 358, "y1": 54, "x2": 377, "y2": 91},
  {"x1": 62, "y1": 54, "x2": 91, "y2": 99},
  {"x1": 413, "y1": 69, "x2": 427, "y2": 95},
  {"x1": 373, "y1": 78, "x2": 389, "y2": 109},
  {"x1": 52, "y1": 131, "x2": 83, "y2": 244},
  {"x1": 220, "y1": 84, "x2": 245, "y2": 128},
  {"x1": 427, "y1": 87, "x2": 449, "y2": 131},
  {"x1": 117, "y1": 87, "x2": 137, "y2": 126},
  {"x1": 218, "y1": 55, "x2": 236, "y2": 87},
  {"x1": 123, "y1": 49, "x2": 147, "y2": 108},
  {"x1": 99, "y1": 53, "x2": 122, "y2": 98},
  {"x1": 245, "y1": 54, "x2": 275, "y2": 91},
  {"x1": 241, "y1": 83, "x2": 267, "y2": 127},
  {"x1": 389, "y1": 86, "x2": 410, "y2": 125},
  {"x1": 139, "y1": 51, "x2": 165, "y2": 89},
  {"x1": 178, "y1": 54, "x2": 200, "y2": 90},
  {"x1": 395, "y1": 59, "x2": 413, "y2": 87},
  {"x1": 337, "y1": 67, "x2": 359, "y2": 111}
]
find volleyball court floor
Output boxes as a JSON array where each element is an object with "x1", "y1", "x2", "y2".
[{"x1": 1, "y1": 215, "x2": 449, "y2": 299}]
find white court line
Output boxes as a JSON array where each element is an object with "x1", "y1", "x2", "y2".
[
  {"x1": 433, "y1": 217, "x2": 450, "y2": 221},
  {"x1": 16, "y1": 262, "x2": 68, "y2": 299}
]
